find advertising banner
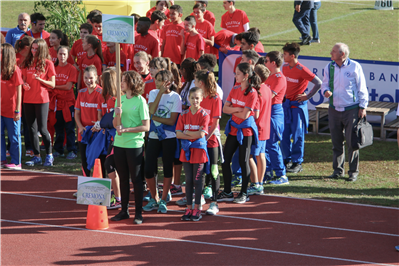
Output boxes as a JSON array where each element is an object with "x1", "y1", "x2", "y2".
[
  {"x1": 77, "y1": 176, "x2": 111, "y2": 207},
  {"x1": 103, "y1": 14, "x2": 135, "y2": 44}
]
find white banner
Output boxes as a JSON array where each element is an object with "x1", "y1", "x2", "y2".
[
  {"x1": 219, "y1": 53, "x2": 399, "y2": 122},
  {"x1": 77, "y1": 176, "x2": 111, "y2": 206}
]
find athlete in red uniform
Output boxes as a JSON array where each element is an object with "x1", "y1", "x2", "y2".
[
  {"x1": 70, "y1": 23, "x2": 93, "y2": 67},
  {"x1": 134, "y1": 51, "x2": 156, "y2": 102},
  {"x1": 134, "y1": 17, "x2": 160, "y2": 59},
  {"x1": 181, "y1": 16, "x2": 205, "y2": 61},
  {"x1": 161, "y1": 5, "x2": 184, "y2": 65},
  {"x1": 221, "y1": 1, "x2": 250, "y2": 34},
  {"x1": 77, "y1": 35, "x2": 103, "y2": 90},
  {"x1": 193, "y1": 3, "x2": 215, "y2": 54}
]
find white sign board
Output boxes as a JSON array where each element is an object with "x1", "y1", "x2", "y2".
[
  {"x1": 103, "y1": 14, "x2": 135, "y2": 44},
  {"x1": 77, "y1": 176, "x2": 111, "y2": 206}
]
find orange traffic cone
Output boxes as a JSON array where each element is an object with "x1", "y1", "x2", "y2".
[{"x1": 86, "y1": 159, "x2": 109, "y2": 230}]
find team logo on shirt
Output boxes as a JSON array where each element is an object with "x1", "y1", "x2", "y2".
[
  {"x1": 286, "y1": 77, "x2": 299, "y2": 83},
  {"x1": 135, "y1": 45, "x2": 148, "y2": 51},
  {"x1": 166, "y1": 29, "x2": 180, "y2": 37},
  {"x1": 345, "y1": 72, "x2": 351, "y2": 77},
  {"x1": 231, "y1": 98, "x2": 245, "y2": 106},
  {"x1": 157, "y1": 104, "x2": 171, "y2": 118},
  {"x1": 184, "y1": 124, "x2": 200, "y2": 130},
  {"x1": 80, "y1": 102, "x2": 98, "y2": 108},
  {"x1": 226, "y1": 21, "x2": 241, "y2": 27}
]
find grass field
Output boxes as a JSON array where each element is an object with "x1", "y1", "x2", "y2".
[
  {"x1": 2, "y1": 1, "x2": 398, "y2": 61},
  {"x1": 1, "y1": 1, "x2": 398, "y2": 207}
]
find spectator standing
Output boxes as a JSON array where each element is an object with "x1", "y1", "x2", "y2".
[
  {"x1": 5, "y1": 13, "x2": 31, "y2": 47},
  {"x1": 292, "y1": 1, "x2": 313, "y2": 45}
]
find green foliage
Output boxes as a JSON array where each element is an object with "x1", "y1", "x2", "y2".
[{"x1": 33, "y1": 0, "x2": 87, "y2": 46}]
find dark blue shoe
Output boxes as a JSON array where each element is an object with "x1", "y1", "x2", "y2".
[{"x1": 43, "y1": 154, "x2": 54, "y2": 166}]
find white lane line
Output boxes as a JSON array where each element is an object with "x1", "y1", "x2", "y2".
[
  {"x1": 1, "y1": 219, "x2": 395, "y2": 266},
  {"x1": 3, "y1": 191, "x2": 397, "y2": 237},
  {"x1": 259, "y1": 194, "x2": 399, "y2": 210},
  {"x1": 2, "y1": 171, "x2": 398, "y2": 210},
  {"x1": 1, "y1": 192, "x2": 76, "y2": 201}
]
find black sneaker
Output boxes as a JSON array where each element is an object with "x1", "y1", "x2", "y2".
[
  {"x1": 134, "y1": 215, "x2": 143, "y2": 224},
  {"x1": 181, "y1": 208, "x2": 193, "y2": 221},
  {"x1": 216, "y1": 191, "x2": 234, "y2": 202},
  {"x1": 110, "y1": 211, "x2": 130, "y2": 221},
  {"x1": 233, "y1": 192, "x2": 249, "y2": 204},
  {"x1": 191, "y1": 209, "x2": 202, "y2": 221},
  {"x1": 286, "y1": 163, "x2": 303, "y2": 173},
  {"x1": 300, "y1": 36, "x2": 312, "y2": 45}
]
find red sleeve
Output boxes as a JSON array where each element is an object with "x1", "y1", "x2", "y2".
[
  {"x1": 176, "y1": 114, "x2": 184, "y2": 131},
  {"x1": 70, "y1": 42, "x2": 77, "y2": 57},
  {"x1": 207, "y1": 11, "x2": 216, "y2": 26},
  {"x1": 75, "y1": 92, "x2": 81, "y2": 110},
  {"x1": 200, "y1": 112, "x2": 210, "y2": 135},
  {"x1": 254, "y1": 96, "x2": 260, "y2": 111},
  {"x1": 198, "y1": 35, "x2": 205, "y2": 52},
  {"x1": 209, "y1": 25, "x2": 216, "y2": 37},
  {"x1": 212, "y1": 96, "x2": 222, "y2": 118},
  {"x1": 226, "y1": 88, "x2": 233, "y2": 103},
  {"x1": 46, "y1": 60, "x2": 56, "y2": 79},
  {"x1": 14, "y1": 66, "x2": 24, "y2": 87},
  {"x1": 245, "y1": 90, "x2": 257, "y2": 110},
  {"x1": 151, "y1": 39, "x2": 160, "y2": 59},
  {"x1": 221, "y1": 13, "x2": 227, "y2": 29},
  {"x1": 242, "y1": 10, "x2": 250, "y2": 24}
]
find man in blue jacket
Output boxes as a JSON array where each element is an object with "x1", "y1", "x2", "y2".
[
  {"x1": 5, "y1": 13, "x2": 30, "y2": 47},
  {"x1": 322, "y1": 43, "x2": 369, "y2": 182},
  {"x1": 292, "y1": 1, "x2": 314, "y2": 45}
]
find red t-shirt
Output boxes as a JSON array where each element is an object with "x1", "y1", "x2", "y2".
[
  {"x1": 176, "y1": 107, "x2": 210, "y2": 164},
  {"x1": 142, "y1": 74, "x2": 156, "y2": 103},
  {"x1": 78, "y1": 54, "x2": 102, "y2": 89},
  {"x1": 101, "y1": 96, "x2": 116, "y2": 116},
  {"x1": 257, "y1": 84, "x2": 272, "y2": 141},
  {"x1": 195, "y1": 20, "x2": 215, "y2": 54},
  {"x1": 134, "y1": 33, "x2": 160, "y2": 59},
  {"x1": 184, "y1": 33, "x2": 205, "y2": 61},
  {"x1": 75, "y1": 85, "x2": 103, "y2": 141},
  {"x1": 221, "y1": 9, "x2": 249, "y2": 34},
  {"x1": 264, "y1": 72, "x2": 287, "y2": 105},
  {"x1": 103, "y1": 48, "x2": 127, "y2": 72},
  {"x1": 54, "y1": 63, "x2": 78, "y2": 109},
  {"x1": 212, "y1": 29, "x2": 237, "y2": 58},
  {"x1": 255, "y1": 41, "x2": 265, "y2": 53},
  {"x1": 22, "y1": 59, "x2": 56, "y2": 104},
  {"x1": 226, "y1": 85, "x2": 258, "y2": 137},
  {"x1": 21, "y1": 30, "x2": 51, "y2": 47},
  {"x1": 1, "y1": 66, "x2": 24, "y2": 118},
  {"x1": 16, "y1": 53, "x2": 23, "y2": 67},
  {"x1": 70, "y1": 39, "x2": 86, "y2": 63},
  {"x1": 149, "y1": 29, "x2": 163, "y2": 51},
  {"x1": 49, "y1": 47, "x2": 75, "y2": 65},
  {"x1": 200, "y1": 94, "x2": 222, "y2": 148},
  {"x1": 233, "y1": 56, "x2": 242, "y2": 73},
  {"x1": 282, "y1": 62, "x2": 315, "y2": 101},
  {"x1": 161, "y1": 22, "x2": 184, "y2": 64}
]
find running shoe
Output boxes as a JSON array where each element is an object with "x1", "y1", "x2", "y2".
[
  {"x1": 202, "y1": 186, "x2": 212, "y2": 199},
  {"x1": 233, "y1": 192, "x2": 249, "y2": 204},
  {"x1": 1, "y1": 160, "x2": 7, "y2": 168},
  {"x1": 157, "y1": 199, "x2": 168, "y2": 213},
  {"x1": 191, "y1": 209, "x2": 202, "y2": 221},
  {"x1": 143, "y1": 191, "x2": 152, "y2": 202},
  {"x1": 231, "y1": 175, "x2": 242, "y2": 187},
  {"x1": 25, "y1": 150, "x2": 34, "y2": 157},
  {"x1": 43, "y1": 154, "x2": 54, "y2": 166},
  {"x1": 248, "y1": 185, "x2": 264, "y2": 195},
  {"x1": 216, "y1": 191, "x2": 234, "y2": 202},
  {"x1": 206, "y1": 202, "x2": 219, "y2": 215},
  {"x1": 170, "y1": 184, "x2": 183, "y2": 195},
  {"x1": 269, "y1": 176, "x2": 289, "y2": 185},
  {"x1": 4, "y1": 163, "x2": 22, "y2": 170},
  {"x1": 176, "y1": 196, "x2": 187, "y2": 206},
  {"x1": 66, "y1": 151, "x2": 77, "y2": 160},
  {"x1": 143, "y1": 198, "x2": 158, "y2": 211},
  {"x1": 286, "y1": 163, "x2": 302, "y2": 173},
  {"x1": 110, "y1": 211, "x2": 130, "y2": 221},
  {"x1": 247, "y1": 185, "x2": 257, "y2": 196},
  {"x1": 52, "y1": 151, "x2": 64, "y2": 158},
  {"x1": 181, "y1": 208, "x2": 192, "y2": 221},
  {"x1": 107, "y1": 195, "x2": 121, "y2": 210},
  {"x1": 263, "y1": 171, "x2": 274, "y2": 184},
  {"x1": 25, "y1": 156, "x2": 42, "y2": 166}
]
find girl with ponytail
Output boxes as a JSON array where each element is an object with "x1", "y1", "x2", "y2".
[
  {"x1": 77, "y1": 34, "x2": 103, "y2": 90},
  {"x1": 219, "y1": 62, "x2": 260, "y2": 204},
  {"x1": 180, "y1": 58, "x2": 200, "y2": 110},
  {"x1": 49, "y1": 30, "x2": 74, "y2": 65}
]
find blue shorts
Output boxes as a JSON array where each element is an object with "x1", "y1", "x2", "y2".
[{"x1": 251, "y1": 140, "x2": 266, "y2": 156}]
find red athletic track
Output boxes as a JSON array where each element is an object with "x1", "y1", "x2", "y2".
[{"x1": 1, "y1": 169, "x2": 398, "y2": 265}]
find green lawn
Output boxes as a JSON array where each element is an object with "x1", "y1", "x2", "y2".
[{"x1": 2, "y1": 1, "x2": 398, "y2": 207}]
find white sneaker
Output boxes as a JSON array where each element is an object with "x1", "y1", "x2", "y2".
[{"x1": 206, "y1": 202, "x2": 219, "y2": 215}]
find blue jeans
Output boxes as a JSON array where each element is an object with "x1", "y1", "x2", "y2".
[
  {"x1": 1, "y1": 116, "x2": 21, "y2": 165},
  {"x1": 293, "y1": 8, "x2": 311, "y2": 38},
  {"x1": 310, "y1": 1, "x2": 321, "y2": 40}
]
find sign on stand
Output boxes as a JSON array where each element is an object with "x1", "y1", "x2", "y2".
[
  {"x1": 102, "y1": 14, "x2": 135, "y2": 131},
  {"x1": 77, "y1": 176, "x2": 111, "y2": 206}
]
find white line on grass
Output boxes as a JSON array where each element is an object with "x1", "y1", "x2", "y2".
[
  {"x1": 1, "y1": 219, "x2": 395, "y2": 266},
  {"x1": 2, "y1": 191, "x2": 398, "y2": 237}
]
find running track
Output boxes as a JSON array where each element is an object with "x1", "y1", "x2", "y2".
[{"x1": 1, "y1": 169, "x2": 398, "y2": 265}]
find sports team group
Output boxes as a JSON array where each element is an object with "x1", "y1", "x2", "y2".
[{"x1": 1, "y1": 1, "x2": 370, "y2": 224}]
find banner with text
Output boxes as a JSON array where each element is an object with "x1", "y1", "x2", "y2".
[
  {"x1": 218, "y1": 51, "x2": 399, "y2": 122},
  {"x1": 103, "y1": 14, "x2": 135, "y2": 44}
]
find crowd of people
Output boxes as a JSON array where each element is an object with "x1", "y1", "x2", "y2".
[{"x1": 1, "y1": 0, "x2": 370, "y2": 224}]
